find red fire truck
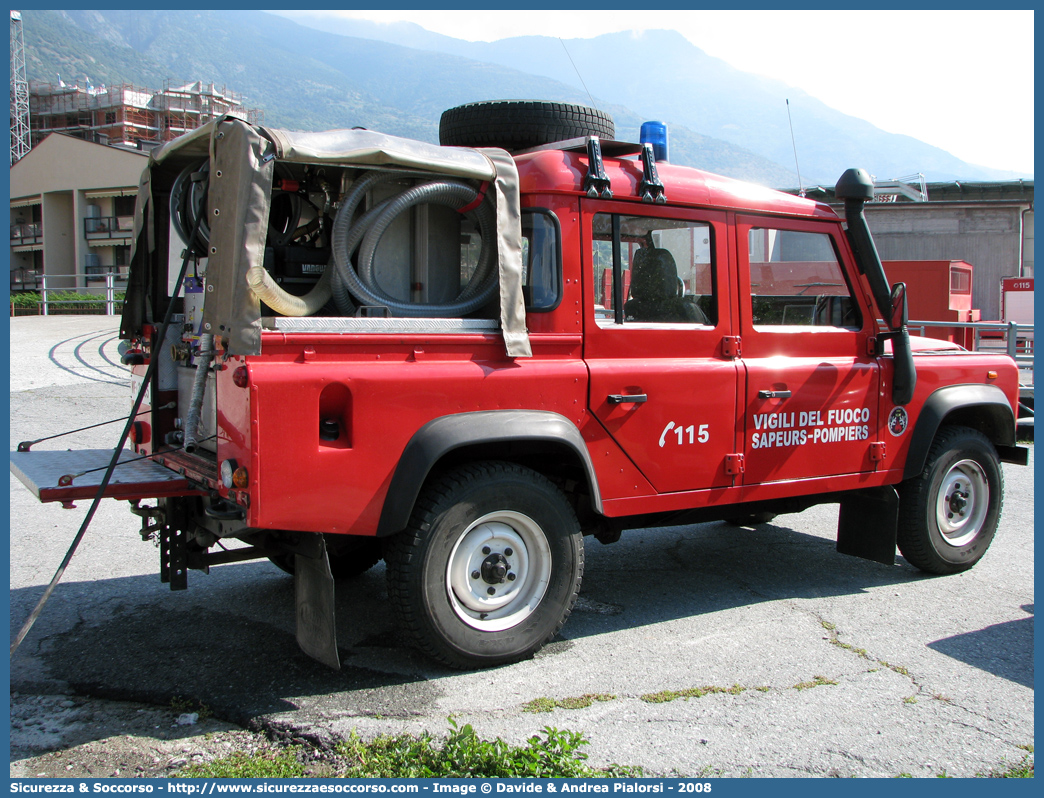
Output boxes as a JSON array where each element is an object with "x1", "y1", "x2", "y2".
[{"x1": 11, "y1": 101, "x2": 1028, "y2": 669}]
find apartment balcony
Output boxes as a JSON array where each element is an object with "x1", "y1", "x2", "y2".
[
  {"x1": 84, "y1": 215, "x2": 134, "y2": 243},
  {"x1": 10, "y1": 222, "x2": 42, "y2": 250}
]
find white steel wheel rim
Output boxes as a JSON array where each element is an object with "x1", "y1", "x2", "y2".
[
  {"x1": 935, "y1": 459, "x2": 989, "y2": 547},
  {"x1": 446, "y1": 511, "x2": 552, "y2": 632}
]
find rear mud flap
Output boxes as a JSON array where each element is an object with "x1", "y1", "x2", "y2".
[
  {"x1": 837, "y1": 486, "x2": 899, "y2": 566},
  {"x1": 295, "y1": 537, "x2": 340, "y2": 670}
]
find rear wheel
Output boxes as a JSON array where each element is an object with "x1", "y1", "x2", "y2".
[
  {"x1": 384, "y1": 462, "x2": 584, "y2": 668},
  {"x1": 897, "y1": 426, "x2": 1002, "y2": 574},
  {"x1": 439, "y1": 100, "x2": 615, "y2": 151}
]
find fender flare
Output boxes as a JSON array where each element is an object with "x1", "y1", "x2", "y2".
[
  {"x1": 376, "y1": 410, "x2": 603, "y2": 537},
  {"x1": 902, "y1": 384, "x2": 1016, "y2": 480}
]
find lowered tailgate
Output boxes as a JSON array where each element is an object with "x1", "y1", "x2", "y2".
[{"x1": 10, "y1": 448, "x2": 195, "y2": 504}]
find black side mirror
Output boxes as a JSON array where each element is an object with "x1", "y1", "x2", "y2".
[{"x1": 889, "y1": 282, "x2": 908, "y2": 331}]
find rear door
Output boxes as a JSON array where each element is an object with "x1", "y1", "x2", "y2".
[
  {"x1": 583, "y1": 201, "x2": 739, "y2": 493},
  {"x1": 736, "y1": 216, "x2": 880, "y2": 484}
]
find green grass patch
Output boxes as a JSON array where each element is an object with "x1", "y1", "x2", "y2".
[
  {"x1": 336, "y1": 721, "x2": 637, "y2": 778},
  {"x1": 522, "y1": 697, "x2": 557, "y2": 713},
  {"x1": 640, "y1": 689, "x2": 687, "y2": 704},
  {"x1": 523, "y1": 694, "x2": 615, "y2": 713},
  {"x1": 875, "y1": 659, "x2": 910, "y2": 676},
  {"x1": 176, "y1": 722, "x2": 639, "y2": 779},
  {"x1": 640, "y1": 684, "x2": 747, "y2": 704},
  {"x1": 829, "y1": 639, "x2": 870, "y2": 659},
  {"x1": 978, "y1": 754, "x2": 1034, "y2": 778},
  {"x1": 823, "y1": 623, "x2": 916, "y2": 680},
  {"x1": 792, "y1": 676, "x2": 838, "y2": 691},
  {"x1": 557, "y1": 693, "x2": 615, "y2": 710}
]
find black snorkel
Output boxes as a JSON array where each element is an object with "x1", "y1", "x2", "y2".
[{"x1": 835, "y1": 168, "x2": 916, "y2": 406}]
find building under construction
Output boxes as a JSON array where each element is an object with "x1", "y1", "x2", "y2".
[{"x1": 28, "y1": 79, "x2": 262, "y2": 148}]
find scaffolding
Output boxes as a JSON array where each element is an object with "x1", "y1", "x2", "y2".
[
  {"x1": 28, "y1": 79, "x2": 262, "y2": 148},
  {"x1": 10, "y1": 11, "x2": 31, "y2": 163}
]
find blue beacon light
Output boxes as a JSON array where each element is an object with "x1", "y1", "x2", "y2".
[{"x1": 640, "y1": 120, "x2": 669, "y2": 162}]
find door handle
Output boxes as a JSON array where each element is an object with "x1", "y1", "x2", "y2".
[
  {"x1": 608, "y1": 394, "x2": 648, "y2": 404},
  {"x1": 758, "y1": 389, "x2": 792, "y2": 399}
]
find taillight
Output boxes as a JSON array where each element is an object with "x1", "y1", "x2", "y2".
[
  {"x1": 221, "y1": 459, "x2": 249, "y2": 489},
  {"x1": 220, "y1": 459, "x2": 236, "y2": 488}
]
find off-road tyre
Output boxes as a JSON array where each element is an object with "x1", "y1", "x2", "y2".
[
  {"x1": 383, "y1": 461, "x2": 584, "y2": 669},
  {"x1": 896, "y1": 425, "x2": 1003, "y2": 574},
  {"x1": 269, "y1": 536, "x2": 382, "y2": 579},
  {"x1": 439, "y1": 100, "x2": 615, "y2": 151}
]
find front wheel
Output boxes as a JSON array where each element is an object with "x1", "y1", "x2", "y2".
[
  {"x1": 897, "y1": 425, "x2": 1003, "y2": 574},
  {"x1": 384, "y1": 462, "x2": 584, "y2": 668}
]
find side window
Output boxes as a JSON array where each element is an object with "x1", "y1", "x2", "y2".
[
  {"x1": 748, "y1": 228, "x2": 861, "y2": 329},
  {"x1": 521, "y1": 209, "x2": 561, "y2": 311},
  {"x1": 592, "y1": 213, "x2": 716, "y2": 327}
]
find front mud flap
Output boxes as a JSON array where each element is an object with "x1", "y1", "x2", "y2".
[
  {"x1": 295, "y1": 537, "x2": 340, "y2": 669},
  {"x1": 837, "y1": 486, "x2": 899, "y2": 565}
]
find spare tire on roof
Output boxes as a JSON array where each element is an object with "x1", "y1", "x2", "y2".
[{"x1": 440, "y1": 100, "x2": 615, "y2": 151}]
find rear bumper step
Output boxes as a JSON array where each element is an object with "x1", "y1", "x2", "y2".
[{"x1": 10, "y1": 448, "x2": 197, "y2": 504}]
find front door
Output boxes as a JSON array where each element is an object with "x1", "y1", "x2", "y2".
[
  {"x1": 736, "y1": 216, "x2": 881, "y2": 485},
  {"x1": 583, "y1": 201, "x2": 739, "y2": 493}
]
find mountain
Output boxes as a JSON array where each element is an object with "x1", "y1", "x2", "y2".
[
  {"x1": 33, "y1": 8, "x2": 1023, "y2": 186},
  {"x1": 275, "y1": 13, "x2": 1027, "y2": 184},
  {"x1": 21, "y1": 8, "x2": 170, "y2": 91},
  {"x1": 20, "y1": 9, "x2": 798, "y2": 186}
]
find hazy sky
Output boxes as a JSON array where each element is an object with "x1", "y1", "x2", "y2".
[{"x1": 273, "y1": 9, "x2": 1034, "y2": 176}]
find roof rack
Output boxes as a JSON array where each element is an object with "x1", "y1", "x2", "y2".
[
  {"x1": 516, "y1": 135, "x2": 666, "y2": 203},
  {"x1": 513, "y1": 135, "x2": 643, "y2": 158}
]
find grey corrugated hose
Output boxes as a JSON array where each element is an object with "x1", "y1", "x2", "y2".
[{"x1": 183, "y1": 333, "x2": 215, "y2": 454}]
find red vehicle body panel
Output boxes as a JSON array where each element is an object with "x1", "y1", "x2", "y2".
[{"x1": 230, "y1": 334, "x2": 586, "y2": 532}]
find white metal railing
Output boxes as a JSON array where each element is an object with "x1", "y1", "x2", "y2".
[
  {"x1": 906, "y1": 318, "x2": 1032, "y2": 355},
  {"x1": 38, "y1": 272, "x2": 126, "y2": 316},
  {"x1": 906, "y1": 319, "x2": 1033, "y2": 390}
]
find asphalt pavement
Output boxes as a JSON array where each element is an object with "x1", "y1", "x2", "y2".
[{"x1": 8, "y1": 315, "x2": 1035, "y2": 777}]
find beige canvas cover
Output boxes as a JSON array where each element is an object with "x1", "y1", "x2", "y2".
[{"x1": 123, "y1": 114, "x2": 531, "y2": 357}]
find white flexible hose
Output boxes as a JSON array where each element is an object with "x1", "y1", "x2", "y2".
[{"x1": 247, "y1": 263, "x2": 332, "y2": 316}]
